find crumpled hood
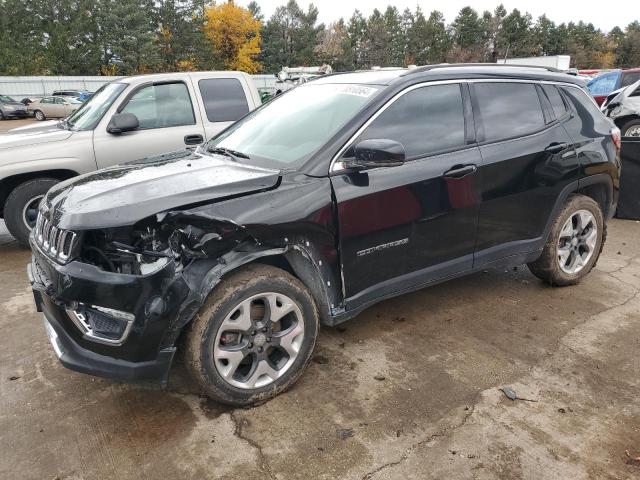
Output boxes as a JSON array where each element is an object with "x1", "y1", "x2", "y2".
[
  {"x1": 0, "y1": 121, "x2": 72, "y2": 150},
  {"x1": 44, "y1": 149, "x2": 281, "y2": 230}
]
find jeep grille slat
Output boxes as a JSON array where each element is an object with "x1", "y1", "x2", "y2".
[{"x1": 35, "y1": 214, "x2": 76, "y2": 262}]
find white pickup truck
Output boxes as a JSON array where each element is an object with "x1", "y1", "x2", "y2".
[{"x1": 0, "y1": 71, "x2": 261, "y2": 245}]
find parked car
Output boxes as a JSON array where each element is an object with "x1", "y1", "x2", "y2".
[
  {"x1": 587, "y1": 68, "x2": 640, "y2": 105},
  {"x1": 28, "y1": 96, "x2": 83, "y2": 121},
  {"x1": 601, "y1": 80, "x2": 640, "y2": 137},
  {"x1": 52, "y1": 89, "x2": 93, "y2": 102},
  {"x1": 0, "y1": 95, "x2": 29, "y2": 119},
  {"x1": 28, "y1": 65, "x2": 620, "y2": 406},
  {"x1": 0, "y1": 71, "x2": 261, "y2": 245}
]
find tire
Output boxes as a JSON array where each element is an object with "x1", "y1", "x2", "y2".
[
  {"x1": 185, "y1": 264, "x2": 319, "y2": 406},
  {"x1": 528, "y1": 194, "x2": 605, "y2": 286},
  {"x1": 34, "y1": 110, "x2": 45, "y2": 121},
  {"x1": 4, "y1": 178, "x2": 59, "y2": 247},
  {"x1": 0, "y1": 110, "x2": 4, "y2": 120},
  {"x1": 620, "y1": 118, "x2": 640, "y2": 138}
]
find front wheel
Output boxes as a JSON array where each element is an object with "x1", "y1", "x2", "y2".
[
  {"x1": 34, "y1": 110, "x2": 45, "y2": 121},
  {"x1": 621, "y1": 118, "x2": 640, "y2": 138},
  {"x1": 185, "y1": 264, "x2": 319, "y2": 406},
  {"x1": 528, "y1": 195, "x2": 605, "y2": 286},
  {"x1": 4, "y1": 178, "x2": 59, "y2": 247}
]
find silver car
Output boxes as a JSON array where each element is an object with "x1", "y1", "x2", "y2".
[
  {"x1": 28, "y1": 96, "x2": 82, "y2": 121},
  {"x1": 601, "y1": 80, "x2": 640, "y2": 137}
]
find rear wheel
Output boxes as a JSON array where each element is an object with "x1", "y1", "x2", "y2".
[
  {"x1": 34, "y1": 110, "x2": 45, "y2": 121},
  {"x1": 528, "y1": 195, "x2": 605, "y2": 286},
  {"x1": 4, "y1": 178, "x2": 59, "y2": 247},
  {"x1": 185, "y1": 264, "x2": 319, "y2": 406},
  {"x1": 0, "y1": 111, "x2": 4, "y2": 120}
]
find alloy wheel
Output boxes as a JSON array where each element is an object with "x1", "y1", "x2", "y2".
[
  {"x1": 22, "y1": 195, "x2": 44, "y2": 230},
  {"x1": 213, "y1": 292, "x2": 305, "y2": 389},
  {"x1": 557, "y1": 209, "x2": 597, "y2": 275},
  {"x1": 625, "y1": 125, "x2": 640, "y2": 137}
]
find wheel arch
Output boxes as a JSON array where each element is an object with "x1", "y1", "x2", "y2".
[
  {"x1": 0, "y1": 169, "x2": 78, "y2": 218},
  {"x1": 613, "y1": 114, "x2": 640, "y2": 131}
]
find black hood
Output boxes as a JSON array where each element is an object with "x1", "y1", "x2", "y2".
[{"x1": 44, "y1": 150, "x2": 281, "y2": 230}]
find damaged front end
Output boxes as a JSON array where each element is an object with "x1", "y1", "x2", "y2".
[{"x1": 29, "y1": 163, "x2": 342, "y2": 385}]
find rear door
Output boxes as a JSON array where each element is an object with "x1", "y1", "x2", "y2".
[
  {"x1": 471, "y1": 81, "x2": 579, "y2": 267},
  {"x1": 332, "y1": 82, "x2": 482, "y2": 308},
  {"x1": 189, "y1": 74, "x2": 257, "y2": 140},
  {"x1": 92, "y1": 80, "x2": 207, "y2": 168}
]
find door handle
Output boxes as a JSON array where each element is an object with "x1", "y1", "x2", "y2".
[
  {"x1": 184, "y1": 134, "x2": 204, "y2": 145},
  {"x1": 443, "y1": 164, "x2": 477, "y2": 179},
  {"x1": 544, "y1": 142, "x2": 569, "y2": 154}
]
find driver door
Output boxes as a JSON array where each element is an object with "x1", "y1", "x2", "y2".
[
  {"x1": 331, "y1": 83, "x2": 482, "y2": 309},
  {"x1": 92, "y1": 80, "x2": 207, "y2": 168}
]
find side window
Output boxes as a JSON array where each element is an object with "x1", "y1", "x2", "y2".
[
  {"x1": 347, "y1": 84, "x2": 466, "y2": 159},
  {"x1": 198, "y1": 78, "x2": 250, "y2": 122},
  {"x1": 621, "y1": 72, "x2": 640, "y2": 87},
  {"x1": 54, "y1": 97, "x2": 65, "y2": 104},
  {"x1": 121, "y1": 82, "x2": 195, "y2": 130},
  {"x1": 542, "y1": 84, "x2": 568, "y2": 119},
  {"x1": 588, "y1": 73, "x2": 620, "y2": 95},
  {"x1": 475, "y1": 82, "x2": 545, "y2": 142}
]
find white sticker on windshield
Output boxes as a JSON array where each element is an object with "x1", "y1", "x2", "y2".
[{"x1": 337, "y1": 85, "x2": 377, "y2": 97}]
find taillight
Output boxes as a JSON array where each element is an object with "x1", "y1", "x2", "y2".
[{"x1": 611, "y1": 127, "x2": 621, "y2": 151}]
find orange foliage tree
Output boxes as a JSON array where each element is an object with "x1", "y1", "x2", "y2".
[{"x1": 203, "y1": 1, "x2": 262, "y2": 73}]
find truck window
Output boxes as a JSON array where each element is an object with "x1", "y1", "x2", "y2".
[
  {"x1": 474, "y1": 82, "x2": 545, "y2": 142},
  {"x1": 198, "y1": 78, "x2": 250, "y2": 122},
  {"x1": 121, "y1": 82, "x2": 196, "y2": 130}
]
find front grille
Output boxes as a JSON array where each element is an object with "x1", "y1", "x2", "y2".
[{"x1": 34, "y1": 214, "x2": 77, "y2": 262}]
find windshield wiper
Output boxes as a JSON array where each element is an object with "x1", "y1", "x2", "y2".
[{"x1": 206, "y1": 146, "x2": 250, "y2": 160}]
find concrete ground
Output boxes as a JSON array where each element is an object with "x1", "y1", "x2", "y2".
[{"x1": 1, "y1": 216, "x2": 640, "y2": 480}]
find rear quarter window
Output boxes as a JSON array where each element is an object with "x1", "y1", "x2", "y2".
[
  {"x1": 542, "y1": 84, "x2": 568, "y2": 119},
  {"x1": 474, "y1": 82, "x2": 545, "y2": 142},
  {"x1": 198, "y1": 78, "x2": 250, "y2": 122}
]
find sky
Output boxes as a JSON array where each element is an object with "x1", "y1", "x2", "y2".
[{"x1": 238, "y1": 0, "x2": 638, "y2": 32}]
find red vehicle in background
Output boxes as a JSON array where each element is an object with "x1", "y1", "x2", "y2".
[{"x1": 587, "y1": 68, "x2": 640, "y2": 105}]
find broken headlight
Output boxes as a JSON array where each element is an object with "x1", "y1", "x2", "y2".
[{"x1": 80, "y1": 221, "x2": 176, "y2": 275}]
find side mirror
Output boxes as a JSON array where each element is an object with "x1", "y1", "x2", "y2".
[
  {"x1": 107, "y1": 112, "x2": 139, "y2": 134},
  {"x1": 346, "y1": 139, "x2": 405, "y2": 169}
]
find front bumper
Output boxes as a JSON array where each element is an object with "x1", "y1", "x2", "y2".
[
  {"x1": 4, "y1": 110, "x2": 29, "y2": 118},
  {"x1": 28, "y1": 241, "x2": 190, "y2": 384}
]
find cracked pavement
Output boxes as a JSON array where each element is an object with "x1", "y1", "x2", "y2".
[{"x1": 1, "y1": 217, "x2": 640, "y2": 479}]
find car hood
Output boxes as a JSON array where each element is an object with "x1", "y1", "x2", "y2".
[
  {"x1": 44, "y1": 149, "x2": 281, "y2": 230},
  {"x1": 1, "y1": 121, "x2": 73, "y2": 150}
]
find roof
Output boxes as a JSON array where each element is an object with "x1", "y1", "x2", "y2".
[{"x1": 314, "y1": 64, "x2": 587, "y2": 88}]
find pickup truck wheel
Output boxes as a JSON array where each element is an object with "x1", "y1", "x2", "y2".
[
  {"x1": 4, "y1": 178, "x2": 59, "y2": 247},
  {"x1": 34, "y1": 110, "x2": 45, "y2": 121},
  {"x1": 527, "y1": 195, "x2": 605, "y2": 286},
  {"x1": 185, "y1": 264, "x2": 319, "y2": 406}
]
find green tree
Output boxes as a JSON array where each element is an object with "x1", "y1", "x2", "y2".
[
  {"x1": 408, "y1": 9, "x2": 449, "y2": 65},
  {"x1": 383, "y1": 6, "x2": 404, "y2": 66},
  {"x1": 261, "y1": 0, "x2": 323, "y2": 72},
  {"x1": 346, "y1": 9, "x2": 368, "y2": 69},
  {"x1": 94, "y1": 0, "x2": 159, "y2": 74},
  {"x1": 155, "y1": 0, "x2": 204, "y2": 71},
  {"x1": 499, "y1": 8, "x2": 534, "y2": 60},
  {"x1": 449, "y1": 7, "x2": 484, "y2": 61}
]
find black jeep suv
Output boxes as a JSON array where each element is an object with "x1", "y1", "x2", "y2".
[{"x1": 29, "y1": 65, "x2": 621, "y2": 406}]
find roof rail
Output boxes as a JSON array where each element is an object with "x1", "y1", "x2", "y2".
[{"x1": 402, "y1": 63, "x2": 565, "y2": 76}]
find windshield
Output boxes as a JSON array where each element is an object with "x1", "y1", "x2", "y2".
[
  {"x1": 66, "y1": 97, "x2": 83, "y2": 104},
  {"x1": 206, "y1": 83, "x2": 380, "y2": 169},
  {"x1": 66, "y1": 82, "x2": 127, "y2": 130},
  {"x1": 0, "y1": 95, "x2": 15, "y2": 103}
]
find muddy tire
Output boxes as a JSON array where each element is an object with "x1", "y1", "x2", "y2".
[
  {"x1": 4, "y1": 178, "x2": 59, "y2": 247},
  {"x1": 528, "y1": 194, "x2": 605, "y2": 286},
  {"x1": 185, "y1": 264, "x2": 319, "y2": 406}
]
